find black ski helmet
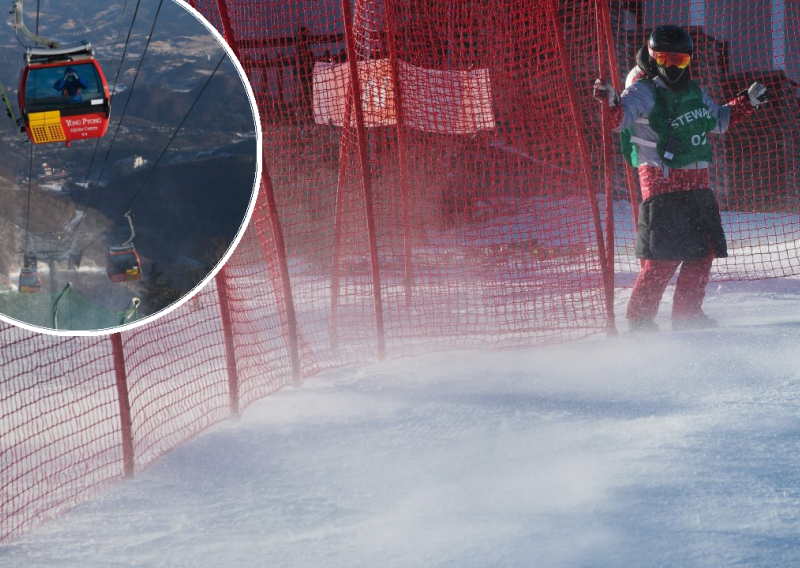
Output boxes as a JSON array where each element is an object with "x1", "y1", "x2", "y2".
[{"x1": 648, "y1": 25, "x2": 693, "y2": 90}]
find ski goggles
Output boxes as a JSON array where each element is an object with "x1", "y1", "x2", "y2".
[{"x1": 648, "y1": 47, "x2": 691, "y2": 69}]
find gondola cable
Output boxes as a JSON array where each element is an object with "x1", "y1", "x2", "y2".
[
  {"x1": 67, "y1": 0, "x2": 164, "y2": 240},
  {"x1": 17, "y1": 1, "x2": 38, "y2": 293},
  {"x1": 63, "y1": 0, "x2": 135, "y2": 291},
  {"x1": 24, "y1": 144, "x2": 33, "y2": 247},
  {"x1": 79, "y1": 52, "x2": 227, "y2": 256},
  {"x1": 53, "y1": 0, "x2": 136, "y2": 230},
  {"x1": 22, "y1": 0, "x2": 39, "y2": 253}
]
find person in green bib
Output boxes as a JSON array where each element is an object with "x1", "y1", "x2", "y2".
[{"x1": 593, "y1": 24, "x2": 768, "y2": 332}]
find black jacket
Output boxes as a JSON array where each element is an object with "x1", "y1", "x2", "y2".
[{"x1": 636, "y1": 188, "x2": 728, "y2": 260}]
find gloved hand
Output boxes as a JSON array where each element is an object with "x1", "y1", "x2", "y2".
[
  {"x1": 593, "y1": 78, "x2": 619, "y2": 107},
  {"x1": 747, "y1": 82, "x2": 768, "y2": 107}
]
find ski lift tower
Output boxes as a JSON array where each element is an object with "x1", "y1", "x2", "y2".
[{"x1": 24, "y1": 232, "x2": 83, "y2": 294}]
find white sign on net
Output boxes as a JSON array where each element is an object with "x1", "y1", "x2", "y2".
[{"x1": 313, "y1": 59, "x2": 495, "y2": 134}]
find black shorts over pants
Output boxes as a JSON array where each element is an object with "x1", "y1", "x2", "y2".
[{"x1": 635, "y1": 188, "x2": 728, "y2": 260}]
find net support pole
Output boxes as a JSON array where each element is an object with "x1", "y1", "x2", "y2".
[
  {"x1": 48, "y1": 259, "x2": 57, "y2": 295},
  {"x1": 329, "y1": 87, "x2": 354, "y2": 351},
  {"x1": 210, "y1": 3, "x2": 302, "y2": 383},
  {"x1": 110, "y1": 333, "x2": 135, "y2": 478},
  {"x1": 550, "y1": 0, "x2": 616, "y2": 335},
  {"x1": 385, "y1": 8, "x2": 415, "y2": 308},
  {"x1": 215, "y1": 269, "x2": 240, "y2": 416},
  {"x1": 261, "y1": 173, "x2": 303, "y2": 384},
  {"x1": 595, "y1": 0, "x2": 617, "y2": 327},
  {"x1": 213, "y1": 0, "x2": 239, "y2": 60},
  {"x1": 340, "y1": 0, "x2": 386, "y2": 360},
  {"x1": 596, "y1": 0, "x2": 640, "y2": 227}
]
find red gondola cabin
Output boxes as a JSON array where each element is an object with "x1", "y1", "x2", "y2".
[
  {"x1": 18, "y1": 43, "x2": 111, "y2": 145},
  {"x1": 18, "y1": 267, "x2": 42, "y2": 293},
  {"x1": 107, "y1": 244, "x2": 142, "y2": 283}
]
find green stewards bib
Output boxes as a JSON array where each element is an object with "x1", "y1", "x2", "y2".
[{"x1": 621, "y1": 79, "x2": 717, "y2": 168}]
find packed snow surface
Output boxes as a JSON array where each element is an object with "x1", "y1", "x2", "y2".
[{"x1": 3, "y1": 279, "x2": 800, "y2": 567}]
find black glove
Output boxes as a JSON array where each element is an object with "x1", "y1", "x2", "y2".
[{"x1": 593, "y1": 78, "x2": 619, "y2": 107}]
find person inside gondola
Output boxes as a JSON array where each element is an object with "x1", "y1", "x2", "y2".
[{"x1": 54, "y1": 66, "x2": 89, "y2": 101}]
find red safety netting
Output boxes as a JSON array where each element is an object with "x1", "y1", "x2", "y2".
[
  {"x1": 194, "y1": 0, "x2": 614, "y2": 361},
  {"x1": 3, "y1": 0, "x2": 800, "y2": 544},
  {"x1": 0, "y1": 330, "x2": 119, "y2": 540}
]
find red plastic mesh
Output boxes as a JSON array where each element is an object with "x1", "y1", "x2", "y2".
[
  {"x1": 225, "y1": 220, "x2": 297, "y2": 408},
  {"x1": 0, "y1": 328, "x2": 118, "y2": 541},
  {"x1": 3, "y1": 0, "x2": 800, "y2": 545},
  {"x1": 122, "y1": 284, "x2": 231, "y2": 470},
  {"x1": 191, "y1": 0, "x2": 612, "y2": 361}
]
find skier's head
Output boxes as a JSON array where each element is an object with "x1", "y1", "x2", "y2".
[
  {"x1": 648, "y1": 25, "x2": 693, "y2": 90},
  {"x1": 636, "y1": 45, "x2": 658, "y2": 79}
]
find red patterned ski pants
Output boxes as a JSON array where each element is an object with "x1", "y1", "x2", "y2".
[{"x1": 625, "y1": 256, "x2": 714, "y2": 321}]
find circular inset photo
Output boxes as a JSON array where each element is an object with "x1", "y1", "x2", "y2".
[{"x1": 0, "y1": 0, "x2": 260, "y2": 334}]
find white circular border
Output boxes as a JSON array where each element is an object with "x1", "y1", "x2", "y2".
[{"x1": 0, "y1": 0, "x2": 263, "y2": 337}]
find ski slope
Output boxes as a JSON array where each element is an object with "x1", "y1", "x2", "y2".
[{"x1": 3, "y1": 276, "x2": 800, "y2": 567}]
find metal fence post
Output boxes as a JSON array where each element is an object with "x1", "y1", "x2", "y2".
[
  {"x1": 215, "y1": 269, "x2": 240, "y2": 416},
  {"x1": 110, "y1": 333, "x2": 135, "y2": 478}
]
